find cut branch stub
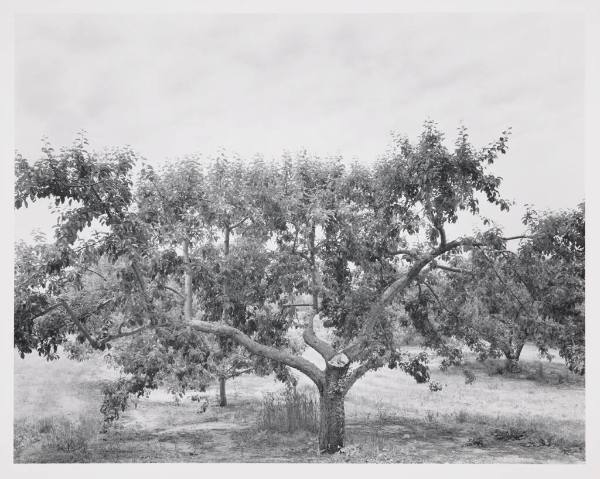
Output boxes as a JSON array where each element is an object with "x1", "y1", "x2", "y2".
[{"x1": 327, "y1": 352, "x2": 350, "y2": 369}]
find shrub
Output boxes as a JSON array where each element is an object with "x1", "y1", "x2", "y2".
[
  {"x1": 100, "y1": 378, "x2": 131, "y2": 428},
  {"x1": 14, "y1": 416, "x2": 99, "y2": 458},
  {"x1": 256, "y1": 386, "x2": 319, "y2": 433},
  {"x1": 492, "y1": 426, "x2": 529, "y2": 441},
  {"x1": 428, "y1": 380, "x2": 443, "y2": 392},
  {"x1": 465, "y1": 433, "x2": 488, "y2": 448},
  {"x1": 14, "y1": 419, "x2": 41, "y2": 453},
  {"x1": 463, "y1": 369, "x2": 476, "y2": 385},
  {"x1": 455, "y1": 410, "x2": 469, "y2": 423},
  {"x1": 44, "y1": 418, "x2": 95, "y2": 452},
  {"x1": 487, "y1": 363, "x2": 505, "y2": 376},
  {"x1": 425, "y1": 410, "x2": 437, "y2": 423}
]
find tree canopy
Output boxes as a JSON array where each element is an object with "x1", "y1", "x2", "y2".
[{"x1": 15, "y1": 122, "x2": 583, "y2": 452}]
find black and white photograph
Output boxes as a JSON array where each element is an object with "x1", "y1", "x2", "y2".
[{"x1": 3, "y1": 0, "x2": 598, "y2": 471}]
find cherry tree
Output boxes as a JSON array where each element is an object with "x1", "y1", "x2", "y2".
[{"x1": 15, "y1": 123, "x2": 520, "y2": 453}]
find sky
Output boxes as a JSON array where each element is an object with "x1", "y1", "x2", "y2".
[{"x1": 13, "y1": 13, "x2": 585, "y2": 242}]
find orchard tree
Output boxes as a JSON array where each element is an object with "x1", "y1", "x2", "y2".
[
  {"x1": 15, "y1": 122, "x2": 521, "y2": 453},
  {"x1": 135, "y1": 153, "x2": 293, "y2": 406},
  {"x1": 423, "y1": 233, "x2": 543, "y2": 372},
  {"x1": 425, "y1": 204, "x2": 585, "y2": 375},
  {"x1": 520, "y1": 203, "x2": 585, "y2": 373}
]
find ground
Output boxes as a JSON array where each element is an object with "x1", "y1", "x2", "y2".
[{"x1": 13, "y1": 344, "x2": 585, "y2": 463}]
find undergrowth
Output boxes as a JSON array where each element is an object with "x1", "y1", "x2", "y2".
[
  {"x1": 14, "y1": 415, "x2": 100, "y2": 461},
  {"x1": 256, "y1": 386, "x2": 319, "y2": 433}
]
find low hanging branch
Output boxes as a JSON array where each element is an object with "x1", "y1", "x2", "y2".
[
  {"x1": 190, "y1": 318, "x2": 325, "y2": 389},
  {"x1": 59, "y1": 299, "x2": 150, "y2": 350},
  {"x1": 59, "y1": 300, "x2": 103, "y2": 349},
  {"x1": 473, "y1": 245, "x2": 530, "y2": 312},
  {"x1": 431, "y1": 262, "x2": 473, "y2": 275},
  {"x1": 158, "y1": 284, "x2": 185, "y2": 300},
  {"x1": 341, "y1": 237, "x2": 473, "y2": 362}
]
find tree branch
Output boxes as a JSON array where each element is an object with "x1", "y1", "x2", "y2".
[
  {"x1": 302, "y1": 223, "x2": 338, "y2": 362},
  {"x1": 59, "y1": 298, "x2": 148, "y2": 349},
  {"x1": 59, "y1": 300, "x2": 101, "y2": 349},
  {"x1": 102, "y1": 324, "x2": 149, "y2": 345},
  {"x1": 434, "y1": 222, "x2": 447, "y2": 249},
  {"x1": 131, "y1": 261, "x2": 152, "y2": 305},
  {"x1": 343, "y1": 358, "x2": 384, "y2": 393},
  {"x1": 431, "y1": 263, "x2": 473, "y2": 275},
  {"x1": 161, "y1": 284, "x2": 185, "y2": 300},
  {"x1": 190, "y1": 319, "x2": 325, "y2": 389},
  {"x1": 421, "y1": 280, "x2": 462, "y2": 332},
  {"x1": 81, "y1": 266, "x2": 107, "y2": 281},
  {"x1": 342, "y1": 237, "x2": 478, "y2": 362},
  {"x1": 229, "y1": 217, "x2": 249, "y2": 230},
  {"x1": 385, "y1": 248, "x2": 417, "y2": 258},
  {"x1": 225, "y1": 367, "x2": 253, "y2": 379},
  {"x1": 474, "y1": 245, "x2": 529, "y2": 312},
  {"x1": 303, "y1": 313, "x2": 337, "y2": 361},
  {"x1": 501, "y1": 235, "x2": 530, "y2": 241}
]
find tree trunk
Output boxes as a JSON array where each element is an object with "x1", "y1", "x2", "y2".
[
  {"x1": 318, "y1": 367, "x2": 348, "y2": 454},
  {"x1": 504, "y1": 351, "x2": 520, "y2": 373},
  {"x1": 219, "y1": 376, "x2": 227, "y2": 407},
  {"x1": 219, "y1": 226, "x2": 230, "y2": 409},
  {"x1": 182, "y1": 239, "x2": 193, "y2": 322},
  {"x1": 319, "y1": 390, "x2": 345, "y2": 453},
  {"x1": 515, "y1": 341, "x2": 525, "y2": 361}
]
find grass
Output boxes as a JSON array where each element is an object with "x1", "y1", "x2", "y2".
[
  {"x1": 344, "y1": 345, "x2": 584, "y2": 425},
  {"x1": 256, "y1": 386, "x2": 319, "y2": 433},
  {"x1": 14, "y1": 415, "x2": 101, "y2": 462},
  {"x1": 13, "y1": 343, "x2": 585, "y2": 463}
]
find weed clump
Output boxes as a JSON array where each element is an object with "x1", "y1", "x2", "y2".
[
  {"x1": 256, "y1": 386, "x2": 319, "y2": 433},
  {"x1": 428, "y1": 380, "x2": 443, "y2": 392},
  {"x1": 463, "y1": 369, "x2": 476, "y2": 385},
  {"x1": 14, "y1": 415, "x2": 99, "y2": 460},
  {"x1": 100, "y1": 379, "x2": 131, "y2": 429},
  {"x1": 465, "y1": 433, "x2": 488, "y2": 448},
  {"x1": 492, "y1": 426, "x2": 528, "y2": 441}
]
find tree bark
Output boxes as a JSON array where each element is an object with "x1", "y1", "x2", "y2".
[
  {"x1": 503, "y1": 350, "x2": 521, "y2": 372},
  {"x1": 318, "y1": 365, "x2": 349, "y2": 453},
  {"x1": 190, "y1": 319, "x2": 325, "y2": 388},
  {"x1": 515, "y1": 341, "x2": 525, "y2": 361},
  {"x1": 219, "y1": 376, "x2": 227, "y2": 407},
  {"x1": 319, "y1": 390, "x2": 345, "y2": 453},
  {"x1": 182, "y1": 239, "x2": 193, "y2": 322}
]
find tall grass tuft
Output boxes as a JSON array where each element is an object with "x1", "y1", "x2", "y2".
[
  {"x1": 256, "y1": 386, "x2": 319, "y2": 433},
  {"x1": 14, "y1": 415, "x2": 100, "y2": 459}
]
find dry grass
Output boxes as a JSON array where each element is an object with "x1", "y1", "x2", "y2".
[
  {"x1": 344, "y1": 345, "x2": 584, "y2": 426},
  {"x1": 14, "y1": 414, "x2": 101, "y2": 462},
  {"x1": 256, "y1": 386, "x2": 319, "y2": 433},
  {"x1": 13, "y1": 343, "x2": 585, "y2": 463}
]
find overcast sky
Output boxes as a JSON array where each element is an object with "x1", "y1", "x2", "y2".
[{"x1": 14, "y1": 13, "x2": 585, "y2": 242}]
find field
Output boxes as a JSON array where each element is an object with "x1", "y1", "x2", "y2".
[{"x1": 13, "y1": 344, "x2": 585, "y2": 463}]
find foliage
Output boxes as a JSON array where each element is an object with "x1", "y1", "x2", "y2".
[
  {"x1": 428, "y1": 380, "x2": 444, "y2": 392},
  {"x1": 19, "y1": 122, "x2": 571, "y2": 451},
  {"x1": 463, "y1": 369, "x2": 476, "y2": 385},
  {"x1": 428, "y1": 240, "x2": 541, "y2": 364},
  {"x1": 100, "y1": 378, "x2": 133, "y2": 426},
  {"x1": 389, "y1": 350, "x2": 431, "y2": 383},
  {"x1": 521, "y1": 204, "x2": 585, "y2": 374},
  {"x1": 421, "y1": 203, "x2": 584, "y2": 375}
]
